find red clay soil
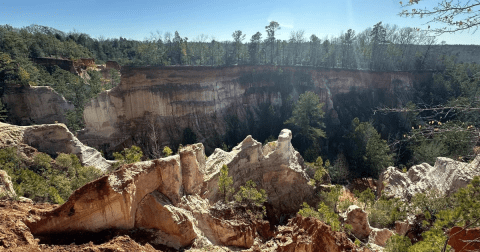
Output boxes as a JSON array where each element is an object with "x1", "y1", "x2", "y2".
[
  {"x1": 0, "y1": 199, "x2": 174, "y2": 252},
  {"x1": 448, "y1": 226, "x2": 480, "y2": 252}
]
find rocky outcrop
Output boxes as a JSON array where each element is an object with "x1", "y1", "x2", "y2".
[
  {"x1": 368, "y1": 228, "x2": 393, "y2": 247},
  {"x1": 0, "y1": 170, "x2": 16, "y2": 198},
  {"x1": 26, "y1": 156, "x2": 183, "y2": 234},
  {"x1": 344, "y1": 205, "x2": 372, "y2": 240},
  {"x1": 135, "y1": 190, "x2": 197, "y2": 249},
  {"x1": 395, "y1": 221, "x2": 410, "y2": 236},
  {"x1": 346, "y1": 178, "x2": 377, "y2": 194},
  {"x1": 448, "y1": 226, "x2": 480, "y2": 252},
  {"x1": 342, "y1": 205, "x2": 393, "y2": 247},
  {"x1": 180, "y1": 196, "x2": 258, "y2": 248},
  {"x1": 203, "y1": 129, "x2": 315, "y2": 216},
  {"x1": 257, "y1": 215, "x2": 361, "y2": 252},
  {"x1": 24, "y1": 141, "x2": 262, "y2": 249},
  {"x1": 378, "y1": 156, "x2": 480, "y2": 200},
  {"x1": 1, "y1": 84, "x2": 74, "y2": 125},
  {"x1": 78, "y1": 65, "x2": 432, "y2": 153},
  {"x1": 24, "y1": 131, "x2": 322, "y2": 250},
  {"x1": 0, "y1": 122, "x2": 112, "y2": 171}
]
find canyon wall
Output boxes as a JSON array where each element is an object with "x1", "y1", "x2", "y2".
[
  {"x1": 1, "y1": 84, "x2": 74, "y2": 125},
  {"x1": 78, "y1": 65, "x2": 432, "y2": 153}
]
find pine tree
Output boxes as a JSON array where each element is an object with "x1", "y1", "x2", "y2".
[{"x1": 218, "y1": 164, "x2": 234, "y2": 202}]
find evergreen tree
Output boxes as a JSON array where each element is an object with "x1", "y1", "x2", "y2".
[
  {"x1": 349, "y1": 118, "x2": 393, "y2": 178},
  {"x1": 285, "y1": 91, "x2": 326, "y2": 145},
  {"x1": 218, "y1": 164, "x2": 234, "y2": 202}
]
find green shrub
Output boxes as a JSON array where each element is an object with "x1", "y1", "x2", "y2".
[
  {"x1": 318, "y1": 184, "x2": 343, "y2": 212},
  {"x1": 354, "y1": 188, "x2": 375, "y2": 209},
  {"x1": 313, "y1": 156, "x2": 328, "y2": 183},
  {"x1": 72, "y1": 165, "x2": 103, "y2": 190},
  {"x1": 0, "y1": 147, "x2": 20, "y2": 165},
  {"x1": 2, "y1": 148, "x2": 103, "y2": 204},
  {"x1": 298, "y1": 202, "x2": 341, "y2": 231},
  {"x1": 384, "y1": 234, "x2": 412, "y2": 252},
  {"x1": 368, "y1": 196, "x2": 407, "y2": 228},
  {"x1": 113, "y1": 145, "x2": 143, "y2": 168},
  {"x1": 55, "y1": 153, "x2": 73, "y2": 169},
  {"x1": 298, "y1": 202, "x2": 321, "y2": 219},
  {"x1": 407, "y1": 228, "x2": 449, "y2": 252},
  {"x1": 162, "y1": 146, "x2": 173, "y2": 157},
  {"x1": 48, "y1": 186, "x2": 65, "y2": 204},
  {"x1": 234, "y1": 180, "x2": 267, "y2": 207},
  {"x1": 354, "y1": 239, "x2": 361, "y2": 247},
  {"x1": 17, "y1": 168, "x2": 49, "y2": 201},
  {"x1": 33, "y1": 152, "x2": 52, "y2": 172},
  {"x1": 338, "y1": 198, "x2": 355, "y2": 213}
]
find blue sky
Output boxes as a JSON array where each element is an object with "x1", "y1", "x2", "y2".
[{"x1": 1, "y1": 0, "x2": 479, "y2": 44}]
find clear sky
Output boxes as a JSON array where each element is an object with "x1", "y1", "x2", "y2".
[{"x1": 1, "y1": 0, "x2": 479, "y2": 45}]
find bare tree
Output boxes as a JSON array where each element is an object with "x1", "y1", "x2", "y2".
[{"x1": 400, "y1": 0, "x2": 480, "y2": 34}]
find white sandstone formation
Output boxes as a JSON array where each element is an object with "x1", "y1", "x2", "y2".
[
  {"x1": 0, "y1": 170, "x2": 16, "y2": 198},
  {"x1": 25, "y1": 129, "x2": 317, "y2": 250},
  {"x1": 0, "y1": 122, "x2": 112, "y2": 172},
  {"x1": 203, "y1": 129, "x2": 315, "y2": 215},
  {"x1": 342, "y1": 205, "x2": 393, "y2": 247},
  {"x1": 378, "y1": 156, "x2": 480, "y2": 200}
]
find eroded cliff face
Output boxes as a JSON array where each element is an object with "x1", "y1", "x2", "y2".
[
  {"x1": 79, "y1": 65, "x2": 432, "y2": 153},
  {"x1": 1, "y1": 84, "x2": 74, "y2": 125}
]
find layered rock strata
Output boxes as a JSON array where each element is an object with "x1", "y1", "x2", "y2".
[
  {"x1": 25, "y1": 130, "x2": 330, "y2": 250},
  {"x1": 79, "y1": 65, "x2": 432, "y2": 153},
  {"x1": 0, "y1": 122, "x2": 112, "y2": 171},
  {"x1": 1, "y1": 85, "x2": 74, "y2": 125}
]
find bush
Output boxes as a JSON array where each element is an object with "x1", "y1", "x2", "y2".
[
  {"x1": 313, "y1": 157, "x2": 328, "y2": 183},
  {"x1": 48, "y1": 186, "x2": 65, "y2": 204},
  {"x1": 55, "y1": 153, "x2": 73, "y2": 169},
  {"x1": 162, "y1": 146, "x2": 173, "y2": 157},
  {"x1": 384, "y1": 234, "x2": 412, "y2": 252},
  {"x1": 113, "y1": 145, "x2": 143, "y2": 168},
  {"x1": 354, "y1": 188, "x2": 375, "y2": 209},
  {"x1": 2, "y1": 149, "x2": 103, "y2": 204},
  {"x1": 33, "y1": 152, "x2": 52, "y2": 172},
  {"x1": 318, "y1": 184, "x2": 343, "y2": 212},
  {"x1": 16, "y1": 168, "x2": 49, "y2": 201},
  {"x1": 368, "y1": 196, "x2": 407, "y2": 228},
  {"x1": 298, "y1": 202, "x2": 341, "y2": 231},
  {"x1": 234, "y1": 180, "x2": 267, "y2": 207},
  {"x1": 72, "y1": 165, "x2": 103, "y2": 190}
]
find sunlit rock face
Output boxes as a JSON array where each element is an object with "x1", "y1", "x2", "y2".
[
  {"x1": 24, "y1": 131, "x2": 314, "y2": 249},
  {"x1": 0, "y1": 122, "x2": 112, "y2": 172},
  {"x1": 203, "y1": 129, "x2": 316, "y2": 217},
  {"x1": 78, "y1": 65, "x2": 432, "y2": 153},
  {"x1": 378, "y1": 156, "x2": 480, "y2": 200}
]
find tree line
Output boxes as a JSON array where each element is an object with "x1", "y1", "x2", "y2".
[{"x1": 0, "y1": 22, "x2": 447, "y2": 72}]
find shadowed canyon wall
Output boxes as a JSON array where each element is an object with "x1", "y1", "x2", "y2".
[
  {"x1": 78, "y1": 65, "x2": 432, "y2": 154},
  {"x1": 1, "y1": 84, "x2": 74, "y2": 125}
]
